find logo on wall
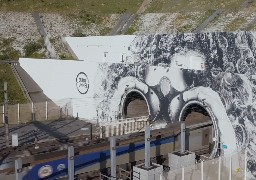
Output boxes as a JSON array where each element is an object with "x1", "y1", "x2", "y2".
[{"x1": 76, "y1": 72, "x2": 89, "y2": 94}]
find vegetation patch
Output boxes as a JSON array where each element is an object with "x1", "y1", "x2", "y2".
[
  {"x1": 71, "y1": 10, "x2": 103, "y2": 26},
  {"x1": 174, "y1": 14, "x2": 193, "y2": 33},
  {"x1": 24, "y1": 38, "x2": 46, "y2": 58},
  {"x1": 190, "y1": 10, "x2": 216, "y2": 32},
  {"x1": 250, "y1": 23, "x2": 256, "y2": 31},
  {"x1": 0, "y1": 38, "x2": 20, "y2": 60},
  {"x1": 125, "y1": 16, "x2": 140, "y2": 35},
  {"x1": 0, "y1": 64, "x2": 27, "y2": 105},
  {"x1": 0, "y1": 0, "x2": 143, "y2": 14},
  {"x1": 225, "y1": 16, "x2": 246, "y2": 31},
  {"x1": 59, "y1": 52, "x2": 74, "y2": 60},
  {"x1": 72, "y1": 29, "x2": 86, "y2": 37},
  {"x1": 99, "y1": 27, "x2": 112, "y2": 35},
  {"x1": 147, "y1": 0, "x2": 245, "y2": 13}
]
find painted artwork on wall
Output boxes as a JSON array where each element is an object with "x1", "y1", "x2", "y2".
[{"x1": 20, "y1": 31, "x2": 256, "y2": 178}]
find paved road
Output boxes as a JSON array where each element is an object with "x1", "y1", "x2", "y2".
[{"x1": 0, "y1": 119, "x2": 97, "y2": 149}]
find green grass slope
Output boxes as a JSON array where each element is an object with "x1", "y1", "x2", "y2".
[
  {"x1": 0, "y1": 0, "x2": 143, "y2": 14},
  {"x1": 147, "y1": 0, "x2": 255, "y2": 13}
]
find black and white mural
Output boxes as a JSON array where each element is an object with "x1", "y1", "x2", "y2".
[
  {"x1": 20, "y1": 31, "x2": 256, "y2": 178},
  {"x1": 91, "y1": 31, "x2": 256, "y2": 178}
]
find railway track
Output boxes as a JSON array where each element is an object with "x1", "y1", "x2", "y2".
[{"x1": 0, "y1": 120, "x2": 213, "y2": 179}]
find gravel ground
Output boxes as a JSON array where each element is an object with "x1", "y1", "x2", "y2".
[
  {"x1": 0, "y1": 11, "x2": 41, "y2": 56},
  {"x1": 136, "y1": 13, "x2": 179, "y2": 34},
  {"x1": 204, "y1": 11, "x2": 256, "y2": 32},
  {"x1": 0, "y1": 10, "x2": 255, "y2": 58}
]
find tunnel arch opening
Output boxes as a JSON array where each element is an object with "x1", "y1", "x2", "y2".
[
  {"x1": 122, "y1": 90, "x2": 149, "y2": 118},
  {"x1": 179, "y1": 101, "x2": 219, "y2": 158}
]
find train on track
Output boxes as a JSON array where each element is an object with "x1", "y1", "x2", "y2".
[{"x1": 0, "y1": 120, "x2": 212, "y2": 179}]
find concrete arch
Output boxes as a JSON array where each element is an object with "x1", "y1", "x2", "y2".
[
  {"x1": 178, "y1": 100, "x2": 219, "y2": 158},
  {"x1": 119, "y1": 89, "x2": 150, "y2": 118}
]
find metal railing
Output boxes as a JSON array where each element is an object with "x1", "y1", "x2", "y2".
[
  {"x1": 99, "y1": 116, "x2": 149, "y2": 138},
  {"x1": 119, "y1": 167, "x2": 132, "y2": 180}
]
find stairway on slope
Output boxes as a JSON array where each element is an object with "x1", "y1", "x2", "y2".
[
  {"x1": 11, "y1": 64, "x2": 65, "y2": 122},
  {"x1": 12, "y1": 64, "x2": 49, "y2": 103}
]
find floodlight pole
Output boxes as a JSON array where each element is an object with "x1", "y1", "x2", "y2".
[{"x1": 4, "y1": 82, "x2": 10, "y2": 147}]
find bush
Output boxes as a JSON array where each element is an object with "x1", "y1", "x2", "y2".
[
  {"x1": 0, "y1": 38, "x2": 20, "y2": 60},
  {"x1": 24, "y1": 41, "x2": 42, "y2": 57},
  {"x1": 24, "y1": 39, "x2": 46, "y2": 58}
]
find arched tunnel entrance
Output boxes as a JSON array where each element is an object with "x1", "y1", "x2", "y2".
[
  {"x1": 180, "y1": 103, "x2": 217, "y2": 158},
  {"x1": 122, "y1": 91, "x2": 149, "y2": 118}
]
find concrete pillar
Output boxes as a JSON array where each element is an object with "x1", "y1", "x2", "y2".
[
  {"x1": 2, "y1": 106, "x2": 4, "y2": 123},
  {"x1": 15, "y1": 158, "x2": 22, "y2": 180},
  {"x1": 145, "y1": 125, "x2": 151, "y2": 168},
  {"x1": 182, "y1": 167, "x2": 184, "y2": 180},
  {"x1": 4, "y1": 81, "x2": 9, "y2": 147},
  {"x1": 201, "y1": 160, "x2": 204, "y2": 180},
  {"x1": 229, "y1": 155, "x2": 232, "y2": 180},
  {"x1": 218, "y1": 156, "x2": 221, "y2": 180},
  {"x1": 111, "y1": 126, "x2": 115, "y2": 136},
  {"x1": 68, "y1": 146, "x2": 74, "y2": 180},
  {"x1": 17, "y1": 103, "x2": 20, "y2": 124},
  {"x1": 110, "y1": 137, "x2": 116, "y2": 180},
  {"x1": 45, "y1": 101, "x2": 48, "y2": 120},
  {"x1": 116, "y1": 124, "x2": 119, "y2": 136},
  {"x1": 31, "y1": 102, "x2": 35, "y2": 121},
  {"x1": 181, "y1": 121, "x2": 186, "y2": 154},
  {"x1": 245, "y1": 150, "x2": 247, "y2": 180},
  {"x1": 12, "y1": 133, "x2": 19, "y2": 147},
  {"x1": 105, "y1": 126, "x2": 109, "y2": 137}
]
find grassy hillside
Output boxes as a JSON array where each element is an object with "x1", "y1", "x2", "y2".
[
  {"x1": 0, "y1": 0, "x2": 143, "y2": 14},
  {"x1": 147, "y1": 0, "x2": 255, "y2": 12}
]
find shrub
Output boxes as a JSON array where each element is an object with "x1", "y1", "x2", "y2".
[{"x1": 0, "y1": 38, "x2": 20, "y2": 60}]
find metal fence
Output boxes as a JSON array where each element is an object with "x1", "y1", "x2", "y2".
[
  {"x1": 162, "y1": 150, "x2": 247, "y2": 180},
  {"x1": 0, "y1": 99, "x2": 73, "y2": 124}
]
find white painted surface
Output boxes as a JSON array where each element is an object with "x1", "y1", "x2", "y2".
[
  {"x1": 133, "y1": 163, "x2": 163, "y2": 180},
  {"x1": 64, "y1": 35, "x2": 136, "y2": 62},
  {"x1": 171, "y1": 51, "x2": 205, "y2": 70},
  {"x1": 12, "y1": 133, "x2": 18, "y2": 147},
  {"x1": 19, "y1": 58, "x2": 99, "y2": 119}
]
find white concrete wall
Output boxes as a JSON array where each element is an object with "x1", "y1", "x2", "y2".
[
  {"x1": 64, "y1": 35, "x2": 136, "y2": 63},
  {"x1": 19, "y1": 58, "x2": 100, "y2": 120}
]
